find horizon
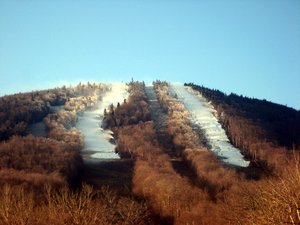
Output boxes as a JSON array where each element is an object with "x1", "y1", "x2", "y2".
[
  {"x1": 0, "y1": 79, "x2": 298, "y2": 111},
  {"x1": 1, "y1": 0, "x2": 299, "y2": 109}
]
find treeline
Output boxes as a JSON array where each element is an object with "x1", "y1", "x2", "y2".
[{"x1": 186, "y1": 83, "x2": 300, "y2": 171}]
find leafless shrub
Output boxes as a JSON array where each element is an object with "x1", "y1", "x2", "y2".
[
  {"x1": 0, "y1": 183, "x2": 151, "y2": 225},
  {"x1": 0, "y1": 135, "x2": 83, "y2": 186}
]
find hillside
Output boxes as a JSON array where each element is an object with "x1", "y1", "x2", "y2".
[
  {"x1": 186, "y1": 83, "x2": 300, "y2": 149},
  {"x1": 0, "y1": 81, "x2": 299, "y2": 225}
]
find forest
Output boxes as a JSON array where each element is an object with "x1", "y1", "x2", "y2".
[{"x1": 0, "y1": 81, "x2": 299, "y2": 225}]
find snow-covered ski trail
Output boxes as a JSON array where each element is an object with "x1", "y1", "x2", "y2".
[
  {"x1": 169, "y1": 83, "x2": 249, "y2": 167},
  {"x1": 76, "y1": 83, "x2": 128, "y2": 161}
]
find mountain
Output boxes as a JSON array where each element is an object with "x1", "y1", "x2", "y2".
[{"x1": 0, "y1": 81, "x2": 299, "y2": 225}]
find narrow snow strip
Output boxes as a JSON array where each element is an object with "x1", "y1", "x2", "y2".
[
  {"x1": 76, "y1": 83, "x2": 128, "y2": 160},
  {"x1": 169, "y1": 83, "x2": 249, "y2": 167}
]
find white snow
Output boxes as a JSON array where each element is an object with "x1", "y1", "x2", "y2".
[
  {"x1": 76, "y1": 83, "x2": 128, "y2": 160},
  {"x1": 169, "y1": 83, "x2": 249, "y2": 167}
]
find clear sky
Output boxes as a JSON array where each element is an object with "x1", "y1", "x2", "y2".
[{"x1": 0, "y1": 0, "x2": 299, "y2": 109}]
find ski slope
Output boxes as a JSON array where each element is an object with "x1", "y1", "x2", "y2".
[
  {"x1": 76, "y1": 83, "x2": 128, "y2": 160},
  {"x1": 170, "y1": 83, "x2": 249, "y2": 167}
]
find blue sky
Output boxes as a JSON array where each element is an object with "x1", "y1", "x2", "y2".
[{"x1": 0, "y1": 0, "x2": 299, "y2": 109}]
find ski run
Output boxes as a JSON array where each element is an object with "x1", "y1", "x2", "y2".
[{"x1": 170, "y1": 83, "x2": 249, "y2": 167}]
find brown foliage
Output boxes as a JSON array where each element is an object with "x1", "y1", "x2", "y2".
[
  {"x1": 0, "y1": 135, "x2": 83, "y2": 186},
  {"x1": 184, "y1": 148, "x2": 240, "y2": 199},
  {"x1": 114, "y1": 122, "x2": 160, "y2": 158},
  {"x1": 223, "y1": 160, "x2": 300, "y2": 225},
  {"x1": 0, "y1": 184, "x2": 151, "y2": 225},
  {"x1": 0, "y1": 169, "x2": 65, "y2": 189},
  {"x1": 115, "y1": 120, "x2": 229, "y2": 224},
  {"x1": 133, "y1": 159, "x2": 209, "y2": 221}
]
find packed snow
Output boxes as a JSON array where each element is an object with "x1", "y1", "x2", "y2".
[
  {"x1": 169, "y1": 83, "x2": 249, "y2": 167},
  {"x1": 76, "y1": 83, "x2": 128, "y2": 160}
]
